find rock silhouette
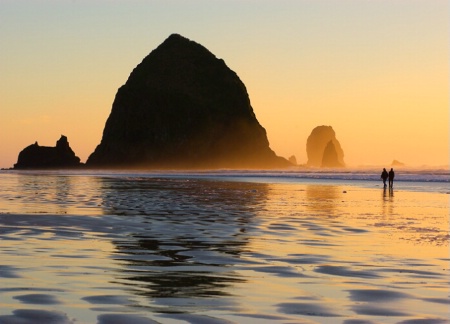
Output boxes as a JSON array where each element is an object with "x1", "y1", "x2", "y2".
[
  {"x1": 87, "y1": 34, "x2": 290, "y2": 169},
  {"x1": 391, "y1": 159, "x2": 405, "y2": 167},
  {"x1": 306, "y1": 126, "x2": 345, "y2": 167},
  {"x1": 288, "y1": 155, "x2": 297, "y2": 165},
  {"x1": 14, "y1": 135, "x2": 81, "y2": 169},
  {"x1": 321, "y1": 141, "x2": 341, "y2": 168}
]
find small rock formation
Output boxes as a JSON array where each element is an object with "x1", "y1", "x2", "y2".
[
  {"x1": 288, "y1": 155, "x2": 297, "y2": 165},
  {"x1": 14, "y1": 135, "x2": 81, "y2": 169},
  {"x1": 306, "y1": 126, "x2": 345, "y2": 167},
  {"x1": 87, "y1": 34, "x2": 290, "y2": 169},
  {"x1": 391, "y1": 159, "x2": 405, "y2": 167},
  {"x1": 321, "y1": 141, "x2": 341, "y2": 168}
]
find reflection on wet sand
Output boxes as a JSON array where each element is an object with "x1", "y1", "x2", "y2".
[
  {"x1": 382, "y1": 187, "x2": 395, "y2": 217},
  {"x1": 305, "y1": 184, "x2": 340, "y2": 215},
  {"x1": 2, "y1": 173, "x2": 103, "y2": 215},
  {"x1": 16, "y1": 174, "x2": 74, "y2": 214},
  {"x1": 99, "y1": 178, "x2": 269, "y2": 303},
  {"x1": 0, "y1": 174, "x2": 448, "y2": 323}
]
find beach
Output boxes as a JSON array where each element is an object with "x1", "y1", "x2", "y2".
[{"x1": 0, "y1": 170, "x2": 449, "y2": 324}]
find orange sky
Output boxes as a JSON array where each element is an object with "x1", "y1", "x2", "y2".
[{"x1": 1, "y1": 1, "x2": 448, "y2": 169}]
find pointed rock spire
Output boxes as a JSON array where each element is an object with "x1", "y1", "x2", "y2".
[{"x1": 87, "y1": 34, "x2": 289, "y2": 169}]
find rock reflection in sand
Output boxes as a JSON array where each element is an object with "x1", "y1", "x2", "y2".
[
  {"x1": 305, "y1": 184, "x2": 340, "y2": 215},
  {"x1": 0, "y1": 173, "x2": 449, "y2": 323},
  {"x1": 0, "y1": 173, "x2": 104, "y2": 215},
  {"x1": 99, "y1": 178, "x2": 266, "y2": 304}
]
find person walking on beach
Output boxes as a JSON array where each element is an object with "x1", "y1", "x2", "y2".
[
  {"x1": 388, "y1": 168, "x2": 395, "y2": 188},
  {"x1": 381, "y1": 168, "x2": 388, "y2": 187}
]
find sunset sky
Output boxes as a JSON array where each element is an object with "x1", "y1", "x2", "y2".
[{"x1": 1, "y1": 0, "x2": 448, "y2": 169}]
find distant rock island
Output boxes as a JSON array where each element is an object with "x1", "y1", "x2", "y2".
[
  {"x1": 391, "y1": 159, "x2": 405, "y2": 167},
  {"x1": 87, "y1": 34, "x2": 290, "y2": 169},
  {"x1": 288, "y1": 155, "x2": 297, "y2": 165},
  {"x1": 306, "y1": 126, "x2": 345, "y2": 168},
  {"x1": 14, "y1": 135, "x2": 81, "y2": 169}
]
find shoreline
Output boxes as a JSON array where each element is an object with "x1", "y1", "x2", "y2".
[
  {"x1": 1, "y1": 168, "x2": 448, "y2": 194},
  {"x1": 0, "y1": 173, "x2": 448, "y2": 323}
]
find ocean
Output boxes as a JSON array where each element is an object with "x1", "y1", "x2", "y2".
[{"x1": 0, "y1": 169, "x2": 449, "y2": 324}]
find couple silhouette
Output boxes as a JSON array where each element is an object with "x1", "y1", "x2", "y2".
[{"x1": 381, "y1": 168, "x2": 395, "y2": 188}]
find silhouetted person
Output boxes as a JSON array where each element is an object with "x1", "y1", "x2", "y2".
[
  {"x1": 388, "y1": 168, "x2": 395, "y2": 188},
  {"x1": 381, "y1": 168, "x2": 388, "y2": 187}
]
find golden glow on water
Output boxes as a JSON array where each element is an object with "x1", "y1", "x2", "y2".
[{"x1": 0, "y1": 174, "x2": 448, "y2": 323}]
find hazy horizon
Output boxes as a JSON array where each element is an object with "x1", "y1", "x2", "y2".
[{"x1": 1, "y1": 1, "x2": 448, "y2": 169}]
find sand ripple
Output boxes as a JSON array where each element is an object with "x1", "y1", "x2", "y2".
[{"x1": 0, "y1": 174, "x2": 449, "y2": 323}]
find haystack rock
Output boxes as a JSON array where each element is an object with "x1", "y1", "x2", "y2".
[
  {"x1": 306, "y1": 126, "x2": 345, "y2": 167},
  {"x1": 87, "y1": 34, "x2": 290, "y2": 169},
  {"x1": 14, "y1": 135, "x2": 81, "y2": 169}
]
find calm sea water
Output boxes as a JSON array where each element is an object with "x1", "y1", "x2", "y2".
[{"x1": 0, "y1": 169, "x2": 448, "y2": 324}]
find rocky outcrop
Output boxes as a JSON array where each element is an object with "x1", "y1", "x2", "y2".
[
  {"x1": 87, "y1": 34, "x2": 290, "y2": 169},
  {"x1": 288, "y1": 155, "x2": 297, "y2": 165},
  {"x1": 306, "y1": 126, "x2": 345, "y2": 167},
  {"x1": 14, "y1": 135, "x2": 81, "y2": 169},
  {"x1": 391, "y1": 160, "x2": 405, "y2": 167},
  {"x1": 321, "y1": 141, "x2": 341, "y2": 168}
]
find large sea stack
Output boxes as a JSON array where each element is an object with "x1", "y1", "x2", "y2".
[
  {"x1": 306, "y1": 126, "x2": 345, "y2": 168},
  {"x1": 87, "y1": 34, "x2": 289, "y2": 169},
  {"x1": 14, "y1": 135, "x2": 81, "y2": 169},
  {"x1": 321, "y1": 140, "x2": 341, "y2": 168}
]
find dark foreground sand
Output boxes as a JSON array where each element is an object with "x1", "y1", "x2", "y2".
[{"x1": 0, "y1": 175, "x2": 449, "y2": 323}]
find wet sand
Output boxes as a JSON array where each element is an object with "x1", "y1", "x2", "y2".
[{"x1": 0, "y1": 174, "x2": 449, "y2": 323}]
